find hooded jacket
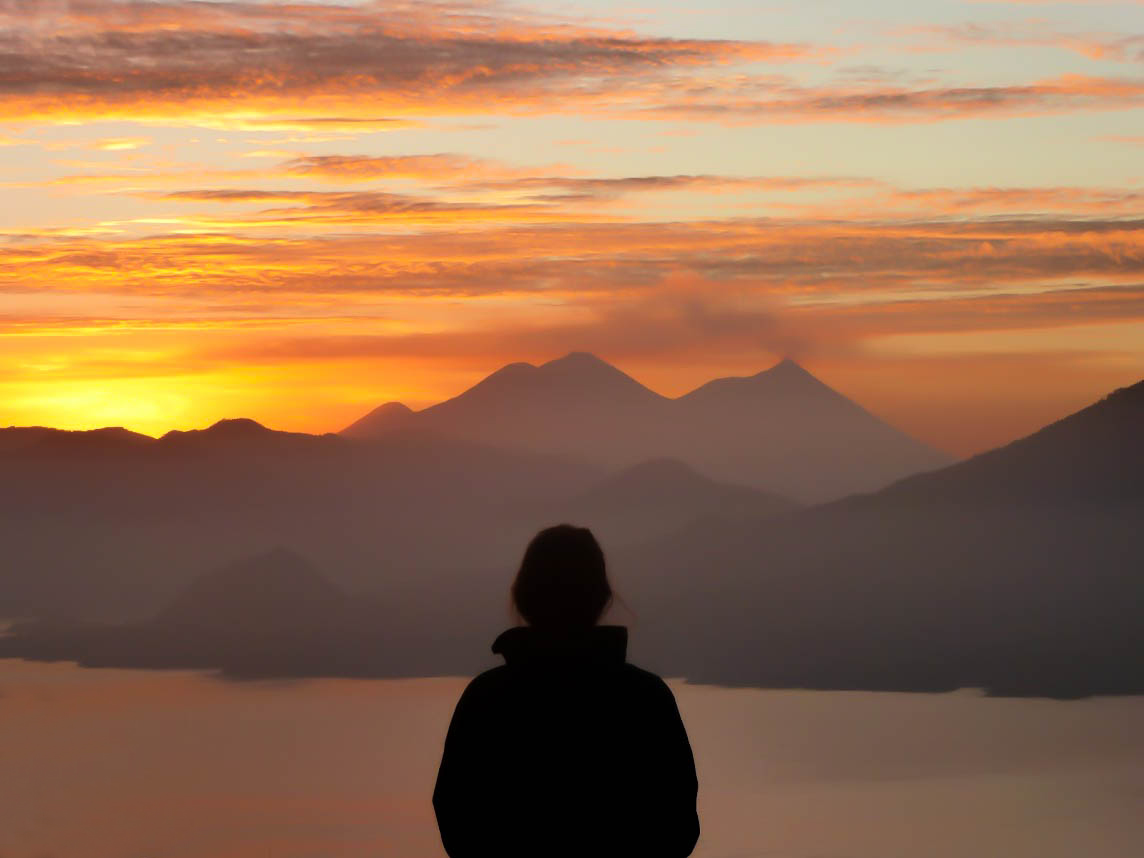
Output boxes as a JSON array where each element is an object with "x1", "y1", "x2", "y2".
[{"x1": 432, "y1": 625, "x2": 700, "y2": 857}]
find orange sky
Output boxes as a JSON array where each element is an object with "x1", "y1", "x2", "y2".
[{"x1": 1, "y1": 0, "x2": 1141, "y2": 457}]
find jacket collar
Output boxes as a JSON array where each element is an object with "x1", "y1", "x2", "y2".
[{"x1": 492, "y1": 625, "x2": 628, "y2": 666}]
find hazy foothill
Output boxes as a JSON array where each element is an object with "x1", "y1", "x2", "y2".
[{"x1": 1, "y1": 354, "x2": 1141, "y2": 698}]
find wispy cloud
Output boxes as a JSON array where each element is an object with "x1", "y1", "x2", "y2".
[
  {"x1": 777, "y1": 185, "x2": 1144, "y2": 218},
  {"x1": 156, "y1": 187, "x2": 559, "y2": 225},
  {"x1": 908, "y1": 22, "x2": 1144, "y2": 63},
  {"x1": 279, "y1": 154, "x2": 541, "y2": 182},
  {"x1": 0, "y1": 0, "x2": 809, "y2": 124},
  {"x1": 5, "y1": 212, "x2": 1139, "y2": 301},
  {"x1": 640, "y1": 74, "x2": 1144, "y2": 123},
  {"x1": 2, "y1": 1, "x2": 1137, "y2": 128}
]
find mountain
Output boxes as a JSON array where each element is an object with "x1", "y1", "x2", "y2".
[
  {"x1": 343, "y1": 401, "x2": 416, "y2": 437},
  {"x1": 0, "y1": 415, "x2": 790, "y2": 624},
  {"x1": 0, "y1": 549, "x2": 450, "y2": 679},
  {"x1": 0, "y1": 547, "x2": 508, "y2": 679},
  {"x1": 3, "y1": 380, "x2": 1140, "y2": 695},
  {"x1": 881, "y1": 378, "x2": 1144, "y2": 504},
  {"x1": 542, "y1": 458, "x2": 798, "y2": 546},
  {"x1": 672, "y1": 359, "x2": 948, "y2": 500},
  {"x1": 341, "y1": 352, "x2": 950, "y2": 501},
  {"x1": 347, "y1": 352, "x2": 672, "y2": 467},
  {"x1": 0, "y1": 425, "x2": 152, "y2": 454},
  {"x1": 4, "y1": 379, "x2": 1139, "y2": 696},
  {"x1": 0, "y1": 423, "x2": 602, "y2": 622},
  {"x1": 616, "y1": 379, "x2": 1144, "y2": 697},
  {"x1": 154, "y1": 547, "x2": 350, "y2": 633}
]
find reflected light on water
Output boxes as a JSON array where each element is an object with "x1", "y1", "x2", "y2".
[{"x1": 1, "y1": 660, "x2": 1142, "y2": 858}]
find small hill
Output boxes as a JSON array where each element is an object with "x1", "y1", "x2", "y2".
[
  {"x1": 546, "y1": 458, "x2": 798, "y2": 546},
  {"x1": 154, "y1": 548, "x2": 351, "y2": 633},
  {"x1": 0, "y1": 548, "x2": 491, "y2": 679},
  {"x1": 0, "y1": 426, "x2": 153, "y2": 454}
]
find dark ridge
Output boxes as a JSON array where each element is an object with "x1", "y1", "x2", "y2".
[
  {"x1": 155, "y1": 548, "x2": 348, "y2": 631},
  {"x1": 204, "y1": 417, "x2": 272, "y2": 437},
  {"x1": 582, "y1": 457, "x2": 789, "y2": 506},
  {"x1": 158, "y1": 418, "x2": 316, "y2": 445},
  {"x1": 874, "y1": 375, "x2": 1144, "y2": 504},
  {"x1": 0, "y1": 425, "x2": 155, "y2": 454},
  {"x1": 341, "y1": 401, "x2": 417, "y2": 438}
]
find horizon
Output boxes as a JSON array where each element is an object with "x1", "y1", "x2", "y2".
[{"x1": 7, "y1": 351, "x2": 1139, "y2": 458}]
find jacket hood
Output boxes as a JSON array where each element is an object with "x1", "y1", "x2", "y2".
[{"x1": 492, "y1": 625, "x2": 628, "y2": 666}]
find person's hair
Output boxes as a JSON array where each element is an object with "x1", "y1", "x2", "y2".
[{"x1": 511, "y1": 524, "x2": 612, "y2": 631}]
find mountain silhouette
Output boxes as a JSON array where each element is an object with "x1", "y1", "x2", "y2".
[
  {"x1": 154, "y1": 547, "x2": 350, "y2": 633},
  {"x1": 881, "y1": 378, "x2": 1144, "y2": 503},
  {"x1": 3, "y1": 378, "x2": 1140, "y2": 696},
  {"x1": 343, "y1": 401, "x2": 416, "y2": 436},
  {"x1": 672, "y1": 358, "x2": 948, "y2": 500},
  {"x1": 617, "y1": 377, "x2": 1144, "y2": 697},
  {"x1": 0, "y1": 425, "x2": 152, "y2": 454},
  {"x1": 0, "y1": 549, "x2": 410, "y2": 679},
  {"x1": 0, "y1": 423, "x2": 601, "y2": 622},
  {"x1": 341, "y1": 352, "x2": 949, "y2": 501},
  {"x1": 538, "y1": 458, "x2": 798, "y2": 547}
]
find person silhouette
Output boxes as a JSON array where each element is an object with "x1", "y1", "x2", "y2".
[{"x1": 432, "y1": 524, "x2": 700, "y2": 857}]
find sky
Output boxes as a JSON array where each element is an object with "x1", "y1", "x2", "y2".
[{"x1": 0, "y1": 0, "x2": 1141, "y2": 456}]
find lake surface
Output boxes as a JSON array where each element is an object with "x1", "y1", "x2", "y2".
[{"x1": 2, "y1": 659, "x2": 1142, "y2": 858}]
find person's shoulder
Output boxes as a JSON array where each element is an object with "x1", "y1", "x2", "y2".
[
  {"x1": 461, "y1": 664, "x2": 512, "y2": 695},
  {"x1": 449, "y1": 665, "x2": 513, "y2": 716},
  {"x1": 618, "y1": 662, "x2": 678, "y2": 700}
]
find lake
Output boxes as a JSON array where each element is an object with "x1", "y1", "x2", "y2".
[{"x1": 2, "y1": 659, "x2": 1142, "y2": 858}]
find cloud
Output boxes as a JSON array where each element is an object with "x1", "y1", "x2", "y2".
[
  {"x1": 777, "y1": 185, "x2": 1144, "y2": 218},
  {"x1": 132, "y1": 279, "x2": 1143, "y2": 394},
  {"x1": 1, "y1": 2, "x2": 1136, "y2": 127},
  {"x1": 452, "y1": 174, "x2": 883, "y2": 201},
  {"x1": 4, "y1": 213, "x2": 1140, "y2": 302},
  {"x1": 199, "y1": 280, "x2": 825, "y2": 365},
  {"x1": 641, "y1": 74, "x2": 1144, "y2": 123},
  {"x1": 272, "y1": 157, "x2": 881, "y2": 202},
  {"x1": 909, "y1": 23, "x2": 1144, "y2": 63},
  {"x1": 155, "y1": 187, "x2": 594, "y2": 226},
  {"x1": 279, "y1": 154, "x2": 537, "y2": 182},
  {"x1": 0, "y1": 0, "x2": 809, "y2": 124},
  {"x1": 152, "y1": 172, "x2": 882, "y2": 223}
]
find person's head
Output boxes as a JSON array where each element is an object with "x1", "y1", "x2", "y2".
[{"x1": 512, "y1": 524, "x2": 612, "y2": 632}]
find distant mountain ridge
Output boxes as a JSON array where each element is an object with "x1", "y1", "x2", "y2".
[
  {"x1": 0, "y1": 549, "x2": 424, "y2": 679},
  {"x1": 877, "y1": 378, "x2": 1144, "y2": 504},
  {"x1": 540, "y1": 458, "x2": 799, "y2": 547},
  {"x1": 0, "y1": 413, "x2": 798, "y2": 623},
  {"x1": 343, "y1": 352, "x2": 951, "y2": 501},
  {"x1": 615, "y1": 376, "x2": 1144, "y2": 697},
  {"x1": 2, "y1": 377, "x2": 1141, "y2": 695}
]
